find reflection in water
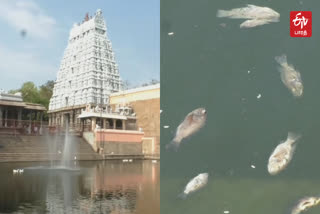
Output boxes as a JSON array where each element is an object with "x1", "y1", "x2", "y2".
[{"x1": 0, "y1": 160, "x2": 159, "y2": 214}]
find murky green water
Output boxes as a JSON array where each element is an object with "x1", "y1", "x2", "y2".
[
  {"x1": 0, "y1": 160, "x2": 159, "y2": 214},
  {"x1": 161, "y1": 0, "x2": 320, "y2": 213}
]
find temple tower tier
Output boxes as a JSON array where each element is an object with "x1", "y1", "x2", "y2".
[{"x1": 49, "y1": 9, "x2": 123, "y2": 111}]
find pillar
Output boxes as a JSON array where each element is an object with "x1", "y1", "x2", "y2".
[
  {"x1": 92, "y1": 118, "x2": 96, "y2": 131},
  {"x1": 28, "y1": 110, "x2": 32, "y2": 134},
  {"x1": 122, "y1": 120, "x2": 126, "y2": 130},
  {"x1": 70, "y1": 111, "x2": 74, "y2": 128},
  {"x1": 0, "y1": 106, "x2": 2, "y2": 127},
  {"x1": 5, "y1": 108, "x2": 8, "y2": 127},
  {"x1": 81, "y1": 119, "x2": 84, "y2": 132},
  {"x1": 40, "y1": 112, "x2": 43, "y2": 135},
  {"x1": 48, "y1": 114, "x2": 51, "y2": 126},
  {"x1": 103, "y1": 119, "x2": 107, "y2": 129},
  {"x1": 18, "y1": 108, "x2": 22, "y2": 127},
  {"x1": 61, "y1": 114, "x2": 64, "y2": 127},
  {"x1": 113, "y1": 119, "x2": 116, "y2": 129},
  {"x1": 56, "y1": 114, "x2": 59, "y2": 126}
]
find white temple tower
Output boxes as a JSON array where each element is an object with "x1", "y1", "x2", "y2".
[{"x1": 49, "y1": 9, "x2": 122, "y2": 111}]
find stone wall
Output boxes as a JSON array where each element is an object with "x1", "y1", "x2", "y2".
[
  {"x1": 100, "y1": 141, "x2": 142, "y2": 156},
  {"x1": 110, "y1": 98, "x2": 160, "y2": 156}
]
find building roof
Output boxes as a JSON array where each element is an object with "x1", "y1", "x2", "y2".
[
  {"x1": 0, "y1": 100, "x2": 46, "y2": 111},
  {"x1": 0, "y1": 92, "x2": 23, "y2": 102},
  {"x1": 78, "y1": 111, "x2": 134, "y2": 120},
  {"x1": 111, "y1": 83, "x2": 160, "y2": 96}
]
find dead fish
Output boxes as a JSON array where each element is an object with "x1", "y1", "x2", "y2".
[
  {"x1": 268, "y1": 132, "x2": 301, "y2": 175},
  {"x1": 217, "y1": 4, "x2": 280, "y2": 28},
  {"x1": 165, "y1": 108, "x2": 207, "y2": 151},
  {"x1": 178, "y1": 173, "x2": 209, "y2": 199},
  {"x1": 275, "y1": 54, "x2": 303, "y2": 97},
  {"x1": 291, "y1": 196, "x2": 320, "y2": 214}
]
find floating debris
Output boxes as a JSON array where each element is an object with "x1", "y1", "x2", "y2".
[
  {"x1": 257, "y1": 94, "x2": 261, "y2": 99},
  {"x1": 248, "y1": 70, "x2": 251, "y2": 74},
  {"x1": 168, "y1": 32, "x2": 175, "y2": 36},
  {"x1": 166, "y1": 108, "x2": 207, "y2": 151},
  {"x1": 217, "y1": 4, "x2": 280, "y2": 28},
  {"x1": 224, "y1": 211, "x2": 230, "y2": 214},
  {"x1": 275, "y1": 54, "x2": 303, "y2": 97},
  {"x1": 160, "y1": 109, "x2": 163, "y2": 113},
  {"x1": 251, "y1": 165, "x2": 256, "y2": 169},
  {"x1": 13, "y1": 169, "x2": 24, "y2": 174},
  {"x1": 163, "y1": 125, "x2": 170, "y2": 128},
  {"x1": 268, "y1": 132, "x2": 301, "y2": 175},
  {"x1": 178, "y1": 173, "x2": 209, "y2": 199}
]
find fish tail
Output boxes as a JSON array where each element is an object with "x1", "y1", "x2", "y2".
[
  {"x1": 177, "y1": 192, "x2": 187, "y2": 200},
  {"x1": 275, "y1": 54, "x2": 287, "y2": 65},
  {"x1": 216, "y1": 9, "x2": 231, "y2": 18},
  {"x1": 165, "y1": 140, "x2": 179, "y2": 151},
  {"x1": 287, "y1": 132, "x2": 301, "y2": 145}
]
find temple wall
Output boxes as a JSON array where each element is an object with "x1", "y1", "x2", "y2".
[{"x1": 109, "y1": 85, "x2": 160, "y2": 157}]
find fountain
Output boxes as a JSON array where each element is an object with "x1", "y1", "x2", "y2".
[
  {"x1": 61, "y1": 122, "x2": 73, "y2": 168},
  {"x1": 25, "y1": 115, "x2": 80, "y2": 172}
]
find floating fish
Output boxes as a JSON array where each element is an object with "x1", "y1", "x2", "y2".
[
  {"x1": 217, "y1": 4, "x2": 280, "y2": 28},
  {"x1": 268, "y1": 132, "x2": 301, "y2": 175},
  {"x1": 275, "y1": 54, "x2": 303, "y2": 97},
  {"x1": 178, "y1": 173, "x2": 209, "y2": 199},
  {"x1": 291, "y1": 196, "x2": 320, "y2": 214},
  {"x1": 166, "y1": 108, "x2": 207, "y2": 151}
]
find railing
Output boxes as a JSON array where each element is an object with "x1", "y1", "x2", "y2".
[{"x1": 0, "y1": 119, "x2": 49, "y2": 135}]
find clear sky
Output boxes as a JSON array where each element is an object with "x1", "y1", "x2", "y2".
[{"x1": 0, "y1": 0, "x2": 159, "y2": 91}]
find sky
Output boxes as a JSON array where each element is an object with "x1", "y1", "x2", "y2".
[{"x1": 0, "y1": 0, "x2": 159, "y2": 91}]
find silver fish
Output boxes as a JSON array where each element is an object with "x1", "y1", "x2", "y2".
[
  {"x1": 179, "y1": 173, "x2": 209, "y2": 199},
  {"x1": 275, "y1": 54, "x2": 303, "y2": 97},
  {"x1": 217, "y1": 4, "x2": 280, "y2": 28},
  {"x1": 166, "y1": 108, "x2": 207, "y2": 151},
  {"x1": 268, "y1": 132, "x2": 301, "y2": 175},
  {"x1": 291, "y1": 196, "x2": 320, "y2": 214}
]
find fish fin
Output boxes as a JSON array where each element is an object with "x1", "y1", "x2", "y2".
[
  {"x1": 216, "y1": 10, "x2": 230, "y2": 18},
  {"x1": 239, "y1": 19, "x2": 265, "y2": 28},
  {"x1": 186, "y1": 114, "x2": 194, "y2": 125},
  {"x1": 178, "y1": 192, "x2": 187, "y2": 200},
  {"x1": 275, "y1": 54, "x2": 287, "y2": 65},
  {"x1": 287, "y1": 132, "x2": 301, "y2": 145}
]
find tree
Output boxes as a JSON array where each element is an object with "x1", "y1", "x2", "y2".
[
  {"x1": 122, "y1": 80, "x2": 131, "y2": 90},
  {"x1": 20, "y1": 82, "x2": 40, "y2": 103},
  {"x1": 141, "y1": 78, "x2": 160, "y2": 87},
  {"x1": 39, "y1": 80, "x2": 55, "y2": 109},
  {"x1": 9, "y1": 80, "x2": 55, "y2": 121}
]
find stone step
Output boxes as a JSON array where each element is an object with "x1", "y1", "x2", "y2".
[{"x1": 0, "y1": 134, "x2": 102, "y2": 162}]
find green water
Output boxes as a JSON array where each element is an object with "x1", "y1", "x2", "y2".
[{"x1": 161, "y1": 0, "x2": 320, "y2": 213}]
